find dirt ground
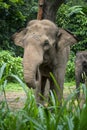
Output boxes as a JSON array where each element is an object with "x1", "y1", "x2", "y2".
[
  {"x1": 0, "y1": 86, "x2": 74, "y2": 109},
  {"x1": 0, "y1": 86, "x2": 84, "y2": 110},
  {"x1": 0, "y1": 91, "x2": 27, "y2": 109}
]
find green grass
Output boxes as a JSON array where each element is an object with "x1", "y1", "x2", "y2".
[
  {"x1": 3, "y1": 81, "x2": 75, "y2": 92},
  {"x1": 64, "y1": 81, "x2": 75, "y2": 87},
  {"x1": 1, "y1": 80, "x2": 87, "y2": 130},
  {"x1": 1, "y1": 64, "x2": 87, "y2": 130},
  {"x1": 5, "y1": 82, "x2": 27, "y2": 92}
]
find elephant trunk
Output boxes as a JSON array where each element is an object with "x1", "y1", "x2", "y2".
[
  {"x1": 23, "y1": 44, "x2": 43, "y2": 89},
  {"x1": 24, "y1": 64, "x2": 41, "y2": 89}
]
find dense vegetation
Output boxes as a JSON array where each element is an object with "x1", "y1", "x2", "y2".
[
  {"x1": 0, "y1": 64, "x2": 87, "y2": 130},
  {"x1": 0, "y1": 0, "x2": 87, "y2": 55},
  {"x1": 0, "y1": 50, "x2": 23, "y2": 81},
  {"x1": 0, "y1": 0, "x2": 87, "y2": 81},
  {"x1": 56, "y1": 1, "x2": 87, "y2": 53},
  {"x1": 0, "y1": 0, "x2": 38, "y2": 56}
]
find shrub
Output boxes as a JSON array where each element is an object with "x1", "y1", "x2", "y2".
[
  {"x1": 0, "y1": 50, "x2": 23, "y2": 81},
  {"x1": 0, "y1": 0, "x2": 38, "y2": 55},
  {"x1": 56, "y1": 2, "x2": 87, "y2": 53},
  {"x1": 65, "y1": 52, "x2": 75, "y2": 82}
]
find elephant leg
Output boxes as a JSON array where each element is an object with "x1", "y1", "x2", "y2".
[
  {"x1": 50, "y1": 68, "x2": 65, "y2": 104},
  {"x1": 35, "y1": 84, "x2": 41, "y2": 103},
  {"x1": 75, "y1": 71, "x2": 81, "y2": 98},
  {"x1": 35, "y1": 76, "x2": 47, "y2": 103},
  {"x1": 75, "y1": 63, "x2": 82, "y2": 98},
  {"x1": 40, "y1": 76, "x2": 47, "y2": 100}
]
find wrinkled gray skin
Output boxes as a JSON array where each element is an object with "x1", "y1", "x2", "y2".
[
  {"x1": 13, "y1": 20, "x2": 77, "y2": 102},
  {"x1": 75, "y1": 50, "x2": 87, "y2": 97}
]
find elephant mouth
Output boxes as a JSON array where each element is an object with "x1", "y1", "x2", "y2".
[
  {"x1": 35, "y1": 66, "x2": 40, "y2": 82},
  {"x1": 34, "y1": 66, "x2": 41, "y2": 87}
]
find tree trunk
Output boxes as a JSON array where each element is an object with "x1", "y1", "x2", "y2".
[
  {"x1": 37, "y1": 0, "x2": 44, "y2": 20},
  {"x1": 42, "y1": 0, "x2": 65, "y2": 22}
]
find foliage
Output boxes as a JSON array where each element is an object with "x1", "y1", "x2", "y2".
[
  {"x1": 0, "y1": 0, "x2": 38, "y2": 56},
  {"x1": 0, "y1": 0, "x2": 87, "y2": 55},
  {"x1": 56, "y1": 1, "x2": 87, "y2": 53},
  {"x1": 0, "y1": 50, "x2": 23, "y2": 81},
  {"x1": 65, "y1": 52, "x2": 75, "y2": 81},
  {"x1": 5, "y1": 82, "x2": 24, "y2": 91},
  {"x1": 0, "y1": 69, "x2": 87, "y2": 130}
]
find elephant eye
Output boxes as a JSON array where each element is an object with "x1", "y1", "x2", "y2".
[
  {"x1": 43, "y1": 40, "x2": 49, "y2": 46},
  {"x1": 43, "y1": 40, "x2": 50, "y2": 50}
]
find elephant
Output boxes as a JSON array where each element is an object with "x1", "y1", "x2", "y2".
[
  {"x1": 75, "y1": 50, "x2": 87, "y2": 97},
  {"x1": 12, "y1": 19, "x2": 77, "y2": 103}
]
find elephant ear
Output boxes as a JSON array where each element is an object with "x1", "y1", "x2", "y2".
[
  {"x1": 12, "y1": 28, "x2": 27, "y2": 48},
  {"x1": 12, "y1": 20, "x2": 39, "y2": 47},
  {"x1": 58, "y1": 28, "x2": 78, "y2": 49}
]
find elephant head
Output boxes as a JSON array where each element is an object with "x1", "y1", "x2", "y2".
[{"x1": 13, "y1": 19, "x2": 77, "y2": 89}]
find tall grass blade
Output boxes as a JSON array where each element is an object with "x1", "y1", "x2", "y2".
[
  {"x1": 56, "y1": 90, "x2": 77, "y2": 127},
  {"x1": 79, "y1": 105, "x2": 87, "y2": 130},
  {"x1": 79, "y1": 80, "x2": 87, "y2": 130},
  {"x1": 25, "y1": 116, "x2": 45, "y2": 130},
  {"x1": 67, "y1": 116, "x2": 74, "y2": 130},
  {"x1": 2, "y1": 80, "x2": 9, "y2": 110},
  {"x1": 11, "y1": 74, "x2": 27, "y2": 94},
  {"x1": 50, "y1": 72, "x2": 61, "y2": 95},
  {"x1": 0, "y1": 63, "x2": 6, "y2": 79}
]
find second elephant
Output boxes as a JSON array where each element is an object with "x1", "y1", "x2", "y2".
[{"x1": 75, "y1": 50, "x2": 87, "y2": 97}]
